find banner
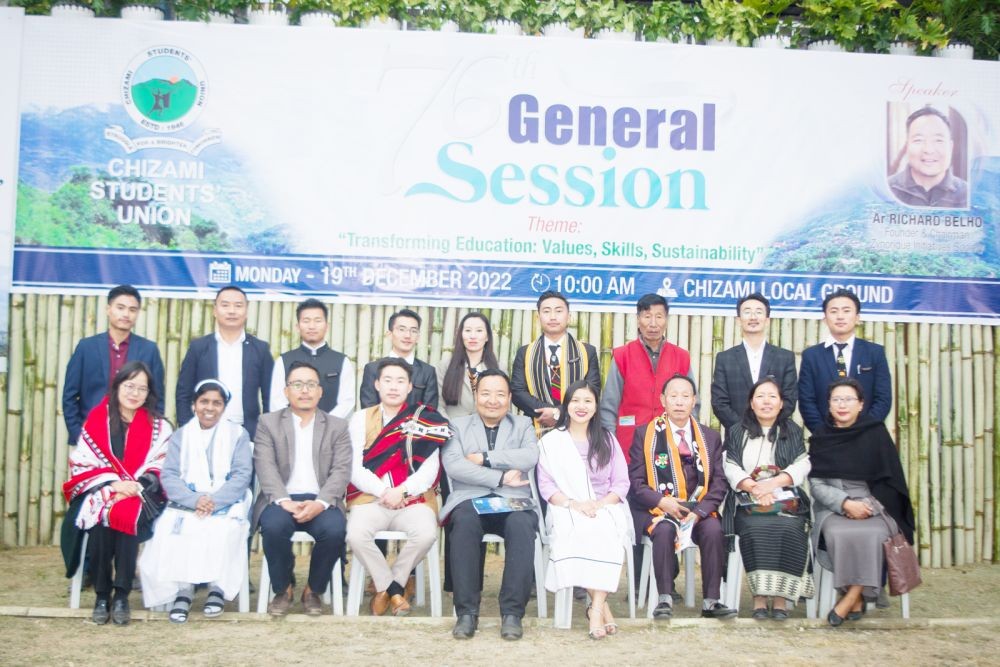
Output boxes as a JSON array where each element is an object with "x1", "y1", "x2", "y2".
[
  {"x1": 0, "y1": 8, "x2": 25, "y2": 371},
  {"x1": 7, "y1": 13, "x2": 1000, "y2": 322}
]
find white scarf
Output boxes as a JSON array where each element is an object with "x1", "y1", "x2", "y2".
[{"x1": 179, "y1": 419, "x2": 243, "y2": 494}]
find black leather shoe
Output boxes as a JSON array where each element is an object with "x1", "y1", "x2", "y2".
[
  {"x1": 92, "y1": 598, "x2": 110, "y2": 625},
  {"x1": 452, "y1": 614, "x2": 478, "y2": 639},
  {"x1": 500, "y1": 614, "x2": 523, "y2": 640},
  {"x1": 771, "y1": 608, "x2": 789, "y2": 621},
  {"x1": 111, "y1": 596, "x2": 130, "y2": 626},
  {"x1": 701, "y1": 602, "x2": 737, "y2": 619},
  {"x1": 652, "y1": 601, "x2": 673, "y2": 619},
  {"x1": 827, "y1": 609, "x2": 845, "y2": 627}
]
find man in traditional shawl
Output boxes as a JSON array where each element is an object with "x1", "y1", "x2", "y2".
[
  {"x1": 511, "y1": 291, "x2": 600, "y2": 432},
  {"x1": 346, "y1": 358, "x2": 451, "y2": 616},
  {"x1": 627, "y1": 375, "x2": 734, "y2": 620}
]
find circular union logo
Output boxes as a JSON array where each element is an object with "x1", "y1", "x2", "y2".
[{"x1": 122, "y1": 46, "x2": 207, "y2": 133}]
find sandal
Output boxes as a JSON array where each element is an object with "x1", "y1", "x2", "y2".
[
  {"x1": 586, "y1": 605, "x2": 606, "y2": 640},
  {"x1": 752, "y1": 607, "x2": 769, "y2": 620},
  {"x1": 602, "y1": 602, "x2": 619, "y2": 635},
  {"x1": 203, "y1": 590, "x2": 225, "y2": 618},
  {"x1": 169, "y1": 596, "x2": 191, "y2": 624}
]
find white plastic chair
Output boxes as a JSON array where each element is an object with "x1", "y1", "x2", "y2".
[
  {"x1": 724, "y1": 535, "x2": 819, "y2": 619},
  {"x1": 552, "y1": 544, "x2": 636, "y2": 629},
  {"x1": 68, "y1": 532, "x2": 89, "y2": 609},
  {"x1": 450, "y1": 532, "x2": 547, "y2": 618},
  {"x1": 639, "y1": 537, "x2": 698, "y2": 617},
  {"x1": 256, "y1": 531, "x2": 343, "y2": 615},
  {"x1": 346, "y1": 530, "x2": 442, "y2": 617},
  {"x1": 815, "y1": 562, "x2": 909, "y2": 619}
]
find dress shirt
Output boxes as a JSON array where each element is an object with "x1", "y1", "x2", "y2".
[
  {"x1": 108, "y1": 333, "x2": 130, "y2": 389},
  {"x1": 823, "y1": 334, "x2": 856, "y2": 376},
  {"x1": 389, "y1": 350, "x2": 416, "y2": 365},
  {"x1": 269, "y1": 342, "x2": 356, "y2": 419},
  {"x1": 742, "y1": 339, "x2": 765, "y2": 384},
  {"x1": 285, "y1": 412, "x2": 320, "y2": 497},
  {"x1": 215, "y1": 329, "x2": 245, "y2": 426},
  {"x1": 348, "y1": 407, "x2": 440, "y2": 497}
]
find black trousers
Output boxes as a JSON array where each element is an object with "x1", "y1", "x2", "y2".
[
  {"x1": 449, "y1": 499, "x2": 537, "y2": 618},
  {"x1": 88, "y1": 524, "x2": 142, "y2": 599},
  {"x1": 259, "y1": 494, "x2": 346, "y2": 594}
]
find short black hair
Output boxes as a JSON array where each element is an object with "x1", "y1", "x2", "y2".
[
  {"x1": 107, "y1": 284, "x2": 141, "y2": 305},
  {"x1": 287, "y1": 360, "x2": 321, "y2": 382},
  {"x1": 637, "y1": 293, "x2": 668, "y2": 314},
  {"x1": 296, "y1": 298, "x2": 328, "y2": 321},
  {"x1": 822, "y1": 288, "x2": 861, "y2": 313},
  {"x1": 215, "y1": 285, "x2": 248, "y2": 302},
  {"x1": 906, "y1": 106, "x2": 951, "y2": 134},
  {"x1": 388, "y1": 308, "x2": 421, "y2": 331},
  {"x1": 737, "y1": 292, "x2": 770, "y2": 317},
  {"x1": 376, "y1": 356, "x2": 413, "y2": 380},
  {"x1": 827, "y1": 377, "x2": 865, "y2": 403},
  {"x1": 661, "y1": 373, "x2": 696, "y2": 395},
  {"x1": 536, "y1": 291, "x2": 569, "y2": 310},
  {"x1": 475, "y1": 368, "x2": 511, "y2": 391}
]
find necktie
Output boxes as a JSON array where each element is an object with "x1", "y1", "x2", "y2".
[
  {"x1": 548, "y1": 344, "x2": 561, "y2": 403},
  {"x1": 676, "y1": 429, "x2": 692, "y2": 457},
  {"x1": 834, "y1": 342, "x2": 848, "y2": 377}
]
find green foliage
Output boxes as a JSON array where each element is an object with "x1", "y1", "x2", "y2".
[
  {"x1": 12, "y1": 0, "x2": 115, "y2": 16},
  {"x1": 580, "y1": 0, "x2": 644, "y2": 36},
  {"x1": 644, "y1": 1, "x2": 699, "y2": 43},
  {"x1": 917, "y1": 0, "x2": 1000, "y2": 59},
  {"x1": 699, "y1": 0, "x2": 762, "y2": 45},
  {"x1": 537, "y1": 0, "x2": 588, "y2": 31}
]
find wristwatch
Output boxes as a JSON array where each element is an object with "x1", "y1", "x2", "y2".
[{"x1": 482, "y1": 452, "x2": 492, "y2": 468}]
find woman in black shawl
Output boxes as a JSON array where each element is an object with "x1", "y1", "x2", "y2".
[{"x1": 809, "y1": 378, "x2": 915, "y2": 627}]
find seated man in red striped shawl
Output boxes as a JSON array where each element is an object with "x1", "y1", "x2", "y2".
[
  {"x1": 346, "y1": 358, "x2": 452, "y2": 616},
  {"x1": 627, "y1": 374, "x2": 735, "y2": 620}
]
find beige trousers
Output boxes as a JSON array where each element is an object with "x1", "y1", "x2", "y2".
[{"x1": 346, "y1": 501, "x2": 438, "y2": 592}]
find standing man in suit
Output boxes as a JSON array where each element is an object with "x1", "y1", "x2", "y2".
[
  {"x1": 798, "y1": 288, "x2": 892, "y2": 434},
  {"x1": 441, "y1": 369, "x2": 539, "y2": 641},
  {"x1": 600, "y1": 293, "x2": 695, "y2": 462},
  {"x1": 360, "y1": 308, "x2": 437, "y2": 409},
  {"x1": 253, "y1": 361, "x2": 352, "y2": 616},
  {"x1": 628, "y1": 374, "x2": 734, "y2": 620},
  {"x1": 176, "y1": 285, "x2": 273, "y2": 440},
  {"x1": 63, "y1": 284, "x2": 165, "y2": 444},
  {"x1": 711, "y1": 293, "x2": 797, "y2": 433},
  {"x1": 271, "y1": 298, "x2": 355, "y2": 419},
  {"x1": 511, "y1": 291, "x2": 600, "y2": 431}
]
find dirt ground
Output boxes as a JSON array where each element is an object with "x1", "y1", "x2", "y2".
[{"x1": 0, "y1": 545, "x2": 997, "y2": 666}]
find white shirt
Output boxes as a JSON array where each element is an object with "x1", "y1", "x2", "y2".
[
  {"x1": 823, "y1": 334, "x2": 856, "y2": 376},
  {"x1": 742, "y1": 339, "x2": 765, "y2": 383},
  {"x1": 389, "y1": 350, "x2": 416, "y2": 365},
  {"x1": 215, "y1": 329, "x2": 245, "y2": 426},
  {"x1": 667, "y1": 419, "x2": 693, "y2": 447},
  {"x1": 723, "y1": 428, "x2": 811, "y2": 489},
  {"x1": 269, "y1": 343, "x2": 356, "y2": 419},
  {"x1": 348, "y1": 407, "x2": 440, "y2": 497},
  {"x1": 285, "y1": 413, "x2": 320, "y2": 496}
]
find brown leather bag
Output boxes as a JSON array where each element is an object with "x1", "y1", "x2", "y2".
[{"x1": 880, "y1": 513, "x2": 922, "y2": 595}]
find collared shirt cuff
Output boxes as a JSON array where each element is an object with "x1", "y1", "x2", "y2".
[
  {"x1": 316, "y1": 499, "x2": 330, "y2": 510},
  {"x1": 274, "y1": 497, "x2": 291, "y2": 506}
]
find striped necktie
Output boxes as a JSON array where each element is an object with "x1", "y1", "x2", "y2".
[
  {"x1": 835, "y1": 342, "x2": 848, "y2": 377},
  {"x1": 548, "y1": 344, "x2": 561, "y2": 403}
]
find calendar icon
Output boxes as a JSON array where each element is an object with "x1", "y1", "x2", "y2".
[{"x1": 207, "y1": 261, "x2": 232, "y2": 284}]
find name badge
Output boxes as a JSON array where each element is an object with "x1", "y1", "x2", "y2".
[{"x1": 619, "y1": 415, "x2": 636, "y2": 426}]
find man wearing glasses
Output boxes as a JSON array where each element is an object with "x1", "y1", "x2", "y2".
[
  {"x1": 711, "y1": 293, "x2": 797, "y2": 434},
  {"x1": 360, "y1": 308, "x2": 438, "y2": 409},
  {"x1": 253, "y1": 361, "x2": 352, "y2": 616}
]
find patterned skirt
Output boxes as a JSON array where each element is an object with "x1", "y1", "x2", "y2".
[{"x1": 735, "y1": 511, "x2": 814, "y2": 601}]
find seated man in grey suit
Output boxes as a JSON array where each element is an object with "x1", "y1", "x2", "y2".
[
  {"x1": 253, "y1": 361, "x2": 352, "y2": 617},
  {"x1": 711, "y1": 293, "x2": 797, "y2": 434},
  {"x1": 440, "y1": 369, "x2": 539, "y2": 641}
]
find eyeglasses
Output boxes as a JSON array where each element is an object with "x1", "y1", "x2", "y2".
[
  {"x1": 830, "y1": 397, "x2": 859, "y2": 405},
  {"x1": 287, "y1": 381, "x2": 320, "y2": 392},
  {"x1": 121, "y1": 382, "x2": 149, "y2": 396},
  {"x1": 393, "y1": 326, "x2": 420, "y2": 336}
]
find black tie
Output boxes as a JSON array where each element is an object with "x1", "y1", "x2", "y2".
[{"x1": 835, "y1": 342, "x2": 848, "y2": 377}]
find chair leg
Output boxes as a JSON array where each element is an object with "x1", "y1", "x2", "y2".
[
  {"x1": 346, "y1": 557, "x2": 366, "y2": 616},
  {"x1": 238, "y1": 556, "x2": 250, "y2": 613},
  {"x1": 638, "y1": 541, "x2": 651, "y2": 609},
  {"x1": 553, "y1": 588, "x2": 572, "y2": 629},
  {"x1": 626, "y1": 544, "x2": 636, "y2": 619},
  {"x1": 415, "y1": 560, "x2": 426, "y2": 607},
  {"x1": 331, "y1": 559, "x2": 344, "y2": 616},
  {"x1": 683, "y1": 548, "x2": 696, "y2": 608},
  {"x1": 724, "y1": 536, "x2": 741, "y2": 611},
  {"x1": 69, "y1": 532, "x2": 88, "y2": 610},
  {"x1": 646, "y1": 556, "x2": 659, "y2": 619},
  {"x1": 257, "y1": 557, "x2": 271, "y2": 614},
  {"x1": 427, "y1": 543, "x2": 442, "y2": 618},
  {"x1": 901, "y1": 592, "x2": 910, "y2": 619},
  {"x1": 533, "y1": 536, "x2": 547, "y2": 618}
]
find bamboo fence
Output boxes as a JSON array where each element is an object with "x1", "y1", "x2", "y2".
[{"x1": 0, "y1": 294, "x2": 996, "y2": 566}]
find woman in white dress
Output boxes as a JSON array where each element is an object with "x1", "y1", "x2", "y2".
[{"x1": 139, "y1": 379, "x2": 252, "y2": 622}]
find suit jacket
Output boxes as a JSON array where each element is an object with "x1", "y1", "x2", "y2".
[
  {"x1": 711, "y1": 342, "x2": 798, "y2": 431},
  {"x1": 798, "y1": 338, "x2": 892, "y2": 433},
  {"x1": 62, "y1": 331, "x2": 165, "y2": 444},
  {"x1": 510, "y1": 338, "x2": 601, "y2": 418},
  {"x1": 359, "y1": 357, "x2": 438, "y2": 409},
  {"x1": 627, "y1": 421, "x2": 727, "y2": 541},
  {"x1": 439, "y1": 412, "x2": 539, "y2": 520},
  {"x1": 176, "y1": 332, "x2": 273, "y2": 440},
  {"x1": 251, "y1": 408, "x2": 352, "y2": 528}
]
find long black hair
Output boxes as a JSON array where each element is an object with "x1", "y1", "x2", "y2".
[
  {"x1": 739, "y1": 375, "x2": 787, "y2": 440},
  {"x1": 553, "y1": 380, "x2": 613, "y2": 471},
  {"x1": 442, "y1": 312, "x2": 499, "y2": 406},
  {"x1": 108, "y1": 360, "x2": 164, "y2": 438}
]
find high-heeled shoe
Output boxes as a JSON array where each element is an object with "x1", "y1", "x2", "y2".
[{"x1": 827, "y1": 609, "x2": 845, "y2": 627}]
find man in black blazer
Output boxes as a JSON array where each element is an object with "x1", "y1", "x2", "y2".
[
  {"x1": 359, "y1": 308, "x2": 438, "y2": 409},
  {"x1": 798, "y1": 288, "x2": 892, "y2": 433},
  {"x1": 176, "y1": 285, "x2": 273, "y2": 439},
  {"x1": 510, "y1": 291, "x2": 600, "y2": 430},
  {"x1": 711, "y1": 293, "x2": 797, "y2": 432},
  {"x1": 62, "y1": 284, "x2": 165, "y2": 444}
]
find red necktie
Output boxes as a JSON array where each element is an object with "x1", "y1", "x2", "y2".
[{"x1": 676, "y1": 429, "x2": 692, "y2": 457}]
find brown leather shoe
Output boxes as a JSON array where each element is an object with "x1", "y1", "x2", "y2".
[
  {"x1": 267, "y1": 586, "x2": 293, "y2": 617},
  {"x1": 404, "y1": 575, "x2": 416, "y2": 601},
  {"x1": 389, "y1": 593, "x2": 411, "y2": 616},
  {"x1": 301, "y1": 586, "x2": 323, "y2": 616},
  {"x1": 370, "y1": 591, "x2": 390, "y2": 616}
]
